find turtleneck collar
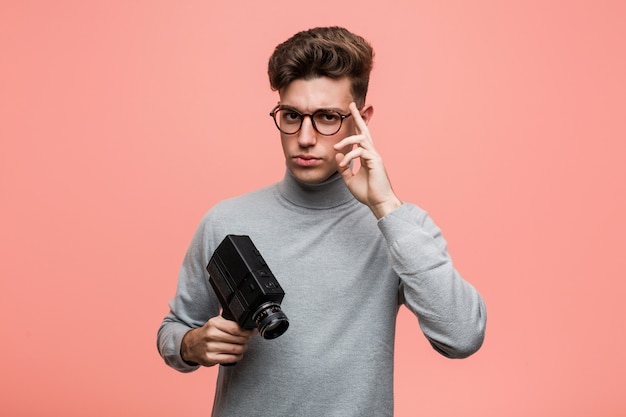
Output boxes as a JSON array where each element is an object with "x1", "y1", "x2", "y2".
[{"x1": 277, "y1": 169, "x2": 356, "y2": 210}]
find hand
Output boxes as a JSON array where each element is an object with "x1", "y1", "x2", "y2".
[
  {"x1": 334, "y1": 102, "x2": 402, "y2": 219},
  {"x1": 181, "y1": 316, "x2": 255, "y2": 367}
]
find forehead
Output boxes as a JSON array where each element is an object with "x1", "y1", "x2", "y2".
[{"x1": 278, "y1": 76, "x2": 353, "y2": 111}]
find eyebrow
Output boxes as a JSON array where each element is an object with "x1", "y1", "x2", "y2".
[{"x1": 277, "y1": 104, "x2": 348, "y2": 114}]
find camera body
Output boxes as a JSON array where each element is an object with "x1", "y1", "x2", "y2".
[{"x1": 207, "y1": 234, "x2": 289, "y2": 340}]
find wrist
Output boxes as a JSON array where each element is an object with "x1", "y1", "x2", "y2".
[
  {"x1": 371, "y1": 197, "x2": 402, "y2": 219},
  {"x1": 180, "y1": 329, "x2": 199, "y2": 366}
]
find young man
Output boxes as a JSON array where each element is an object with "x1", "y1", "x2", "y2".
[{"x1": 157, "y1": 26, "x2": 486, "y2": 416}]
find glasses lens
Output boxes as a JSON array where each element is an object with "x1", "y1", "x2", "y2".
[
  {"x1": 274, "y1": 109, "x2": 302, "y2": 134},
  {"x1": 312, "y1": 111, "x2": 343, "y2": 135}
]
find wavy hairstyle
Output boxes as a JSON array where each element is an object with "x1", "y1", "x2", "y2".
[{"x1": 268, "y1": 27, "x2": 374, "y2": 108}]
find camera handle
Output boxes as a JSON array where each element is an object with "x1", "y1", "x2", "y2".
[{"x1": 220, "y1": 310, "x2": 238, "y2": 367}]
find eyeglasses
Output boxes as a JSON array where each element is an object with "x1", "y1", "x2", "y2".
[{"x1": 269, "y1": 105, "x2": 352, "y2": 136}]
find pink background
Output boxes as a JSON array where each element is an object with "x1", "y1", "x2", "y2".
[{"x1": 1, "y1": 1, "x2": 625, "y2": 416}]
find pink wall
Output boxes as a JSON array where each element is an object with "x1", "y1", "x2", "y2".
[{"x1": 1, "y1": 1, "x2": 625, "y2": 416}]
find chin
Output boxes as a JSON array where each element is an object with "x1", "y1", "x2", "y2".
[{"x1": 291, "y1": 167, "x2": 333, "y2": 185}]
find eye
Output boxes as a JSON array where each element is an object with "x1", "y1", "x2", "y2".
[
  {"x1": 280, "y1": 110, "x2": 302, "y2": 124},
  {"x1": 315, "y1": 111, "x2": 341, "y2": 124}
]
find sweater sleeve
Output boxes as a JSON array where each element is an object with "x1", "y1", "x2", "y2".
[
  {"x1": 377, "y1": 204, "x2": 487, "y2": 358},
  {"x1": 156, "y1": 214, "x2": 221, "y2": 372}
]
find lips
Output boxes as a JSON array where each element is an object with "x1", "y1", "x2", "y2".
[{"x1": 293, "y1": 155, "x2": 321, "y2": 167}]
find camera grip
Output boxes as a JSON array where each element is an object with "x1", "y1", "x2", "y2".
[{"x1": 220, "y1": 311, "x2": 239, "y2": 367}]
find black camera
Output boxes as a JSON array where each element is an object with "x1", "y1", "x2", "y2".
[{"x1": 207, "y1": 234, "x2": 289, "y2": 340}]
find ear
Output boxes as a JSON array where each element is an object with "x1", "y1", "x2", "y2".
[{"x1": 360, "y1": 104, "x2": 374, "y2": 125}]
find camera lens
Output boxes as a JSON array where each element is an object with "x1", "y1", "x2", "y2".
[{"x1": 254, "y1": 302, "x2": 289, "y2": 339}]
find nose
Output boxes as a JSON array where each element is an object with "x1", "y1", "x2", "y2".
[{"x1": 297, "y1": 115, "x2": 317, "y2": 147}]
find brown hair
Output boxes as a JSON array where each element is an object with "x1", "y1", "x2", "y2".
[{"x1": 268, "y1": 27, "x2": 374, "y2": 107}]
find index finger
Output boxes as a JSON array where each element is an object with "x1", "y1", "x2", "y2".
[
  {"x1": 214, "y1": 316, "x2": 256, "y2": 337},
  {"x1": 349, "y1": 102, "x2": 372, "y2": 142}
]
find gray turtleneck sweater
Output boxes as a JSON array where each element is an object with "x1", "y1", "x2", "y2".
[{"x1": 157, "y1": 170, "x2": 486, "y2": 417}]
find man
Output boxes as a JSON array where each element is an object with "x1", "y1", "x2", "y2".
[{"x1": 157, "y1": 26, "x2": 486, "y2": 416}]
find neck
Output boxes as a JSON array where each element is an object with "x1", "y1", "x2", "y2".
[{"x1": 277, "y1": 169, "x2": 355, "y2": 210}]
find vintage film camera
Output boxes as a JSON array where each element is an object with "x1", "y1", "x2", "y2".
[{"x1": 207, "y1": 234, "x2": 289, "y2": 340}]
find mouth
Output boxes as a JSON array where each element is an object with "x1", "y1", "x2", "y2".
[{"x1": 293, "y1": 155, "x2": 322, "y2": 167}]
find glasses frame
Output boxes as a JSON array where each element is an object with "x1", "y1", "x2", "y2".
[{"x1": 269, "y1": 105, "x2": 352, "y2": 136}]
